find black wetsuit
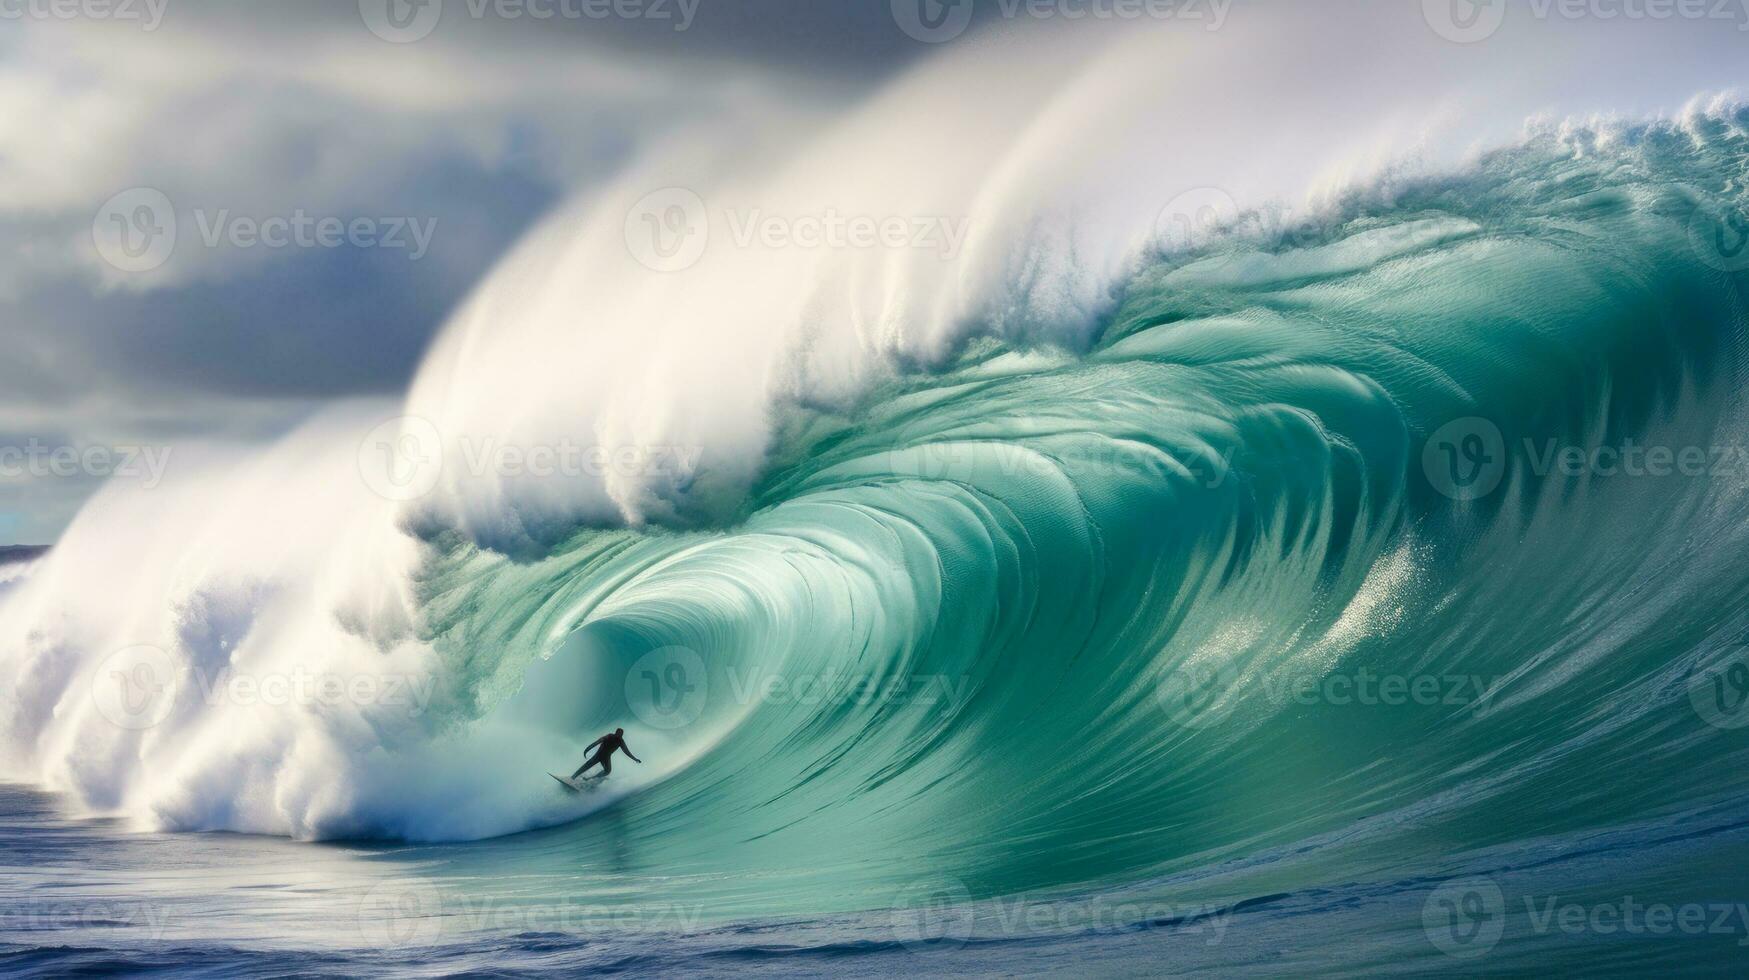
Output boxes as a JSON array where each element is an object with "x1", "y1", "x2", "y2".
[{"x1": 572, "y1": 732, "x2": 639, "y2": 779}]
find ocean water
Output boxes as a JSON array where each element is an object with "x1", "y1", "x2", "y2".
[
  {"x1": 5, "y1": 8, "x2": 1749, "y2": 976},
  {"x1": 3, "y1": 776, "x2": 1747, "y2": 976}
]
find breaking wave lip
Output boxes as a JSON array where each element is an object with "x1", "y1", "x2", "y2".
[{"x1": 1, "y1": 11, "x2": 1748, "y2": 956}]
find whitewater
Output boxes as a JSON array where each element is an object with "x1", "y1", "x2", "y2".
[{"x1": 4, "y1": 3, "x2": 1749, "y2": 974}]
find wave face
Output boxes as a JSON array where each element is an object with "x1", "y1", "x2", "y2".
[{"x1": 5, "y1": 7, "x2": 1749, "y2": 970}]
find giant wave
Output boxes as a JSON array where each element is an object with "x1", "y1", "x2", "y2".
[{"x1": 3, "y1": 8, "x2": 1749, "y2": 970}]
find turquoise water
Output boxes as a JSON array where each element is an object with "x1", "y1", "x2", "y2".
[{"x1": 6, "y1": 113, "x2": 1749, "y2": 974}]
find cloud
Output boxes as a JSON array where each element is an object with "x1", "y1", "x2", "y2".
[{"x1": 0, "y1": 3, "x2": 850, "y2": 541}]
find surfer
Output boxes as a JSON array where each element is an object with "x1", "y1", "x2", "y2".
[{"x1": 570, "y1": 728, "x2": 642, "y2": 780}]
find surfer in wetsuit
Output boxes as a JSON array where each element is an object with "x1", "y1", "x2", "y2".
[{"x1": 571, "y1": 728, "x2": 641, "y2": 780}]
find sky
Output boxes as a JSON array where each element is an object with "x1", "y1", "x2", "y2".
[{"x1": 0, "y1": 0, "x2": 971, "y2": 543}]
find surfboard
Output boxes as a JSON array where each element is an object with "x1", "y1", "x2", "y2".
[{"x1": 549, "y1": 772, "x2": 584, "y2": 792}]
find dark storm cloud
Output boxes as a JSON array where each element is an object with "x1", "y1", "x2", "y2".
[{"x1": 7, "y1": 149, "x2": 560, "y2": 404}]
